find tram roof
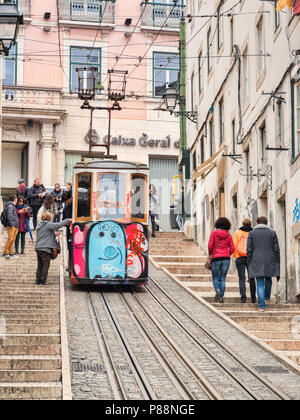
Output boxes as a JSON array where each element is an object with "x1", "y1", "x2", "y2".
[{"x1": 74, "y1": 160, "x2": 149, "y2": 171}]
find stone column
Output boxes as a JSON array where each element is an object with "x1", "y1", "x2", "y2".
[{"x1": 40, "y1": 122, "x2": 55, "y2": 187}]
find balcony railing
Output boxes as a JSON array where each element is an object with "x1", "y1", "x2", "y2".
[
  {"x1": 59, "y1": 0, "x2": 115, "y2": 24},
  {"x1": 141, "y1": 2, "x2": 185, "y2": 29},
  {"x1": 4, "y1": 0, "x2": 31, "y2": 17},
  {"x1": 2, "y1": 86, "x2": 62, "y2": 107}
]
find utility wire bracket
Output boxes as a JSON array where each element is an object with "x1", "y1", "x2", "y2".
[
  {"x1": 239, "y1": 165, "x2": 273, "y2": 190},
  {"x1": 222, "y1": 154, "x2": 242, "y2": 164},
  {"x1": 262, "y1": 90, "x2": 286, "y2": 103}
]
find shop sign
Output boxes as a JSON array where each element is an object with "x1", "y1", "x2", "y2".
[{"x1": 103, "y1": 133, "x2": 180, "y2": 149}]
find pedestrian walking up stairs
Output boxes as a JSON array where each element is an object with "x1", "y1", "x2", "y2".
[
  {"x1": 0, "y1": 236, "x2": 64, "y2": 400},
  {"x1": 150, "y1": 232, "x2": 300, "y2": 367}
]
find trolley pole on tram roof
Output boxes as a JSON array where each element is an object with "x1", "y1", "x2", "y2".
[{"x1": 77, "y1": 68, "x2": 128, "y2": 160}]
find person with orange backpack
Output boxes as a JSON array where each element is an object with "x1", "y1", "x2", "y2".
[{"x1": 233, "y1": 219, "x2": 256, "y2": 304}]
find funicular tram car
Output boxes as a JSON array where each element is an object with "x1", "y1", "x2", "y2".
[{"x1": 71, "y1": 160, "x2": 149, "y2": 286}]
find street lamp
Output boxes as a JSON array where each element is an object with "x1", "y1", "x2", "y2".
[
  {"x1": 163, "y1": 86, "x2": 198, "y2": 124},
  {"x1": 0, "y1": 2, "x2": 23, "y2": 56},
  {"x1": 163, "y1": 87, "x2": 178, "y2": 112}
]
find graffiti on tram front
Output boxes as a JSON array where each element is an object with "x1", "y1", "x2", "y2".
[{"x1": 72, "y1": 221, "x2": 148, "y2": 284}]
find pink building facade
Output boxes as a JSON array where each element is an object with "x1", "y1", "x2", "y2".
[{"x1": 1, "y1": 0, "x2": 185, "y2": 230}]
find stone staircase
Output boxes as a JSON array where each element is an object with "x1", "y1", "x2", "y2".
[
  {"x1": 150, "y1": 232, "x2": 300, "y2": 367},
  {"x1": 0, "y1": 233, "x2": 63, "y2": 400}
]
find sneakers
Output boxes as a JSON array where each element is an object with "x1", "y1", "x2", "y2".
[
  {"x1": 10, "y1": 254, "x2": 18, "y2": 259},
  {"x1": 258, "y1": 308, "x2": 266, "y2": 312},
  {"x1": 3, "y1": 254, "x2": 10, "y2": 259},
  {"x1": 219, "y1": 298, "x2": 224, "y2": 304}
]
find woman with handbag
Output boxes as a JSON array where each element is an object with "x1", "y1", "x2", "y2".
[
  {"x1": 207, "y1": 217, "x2": 235, "y2": 303},
  {"x1": 35, "y1": 212, "x2": 71, "y2": 285}
]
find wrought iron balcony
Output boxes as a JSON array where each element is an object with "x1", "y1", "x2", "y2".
[
  {"x1": 59, "y1": 0, "x2": 115, "y2": 24},
  {"x1": 141, "y1": 2, "x2": 185, "y2": 29},
  {"x1": 4, "y1": 0, "x2": 31, "y2": 17}
]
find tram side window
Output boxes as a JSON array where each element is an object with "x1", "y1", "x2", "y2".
[
  {"x1": 131, "y1": 174, "x2": 147, "y2": 222},
  {"x1": 76, "y1": 173, "x2": 92, "y2": 219}
]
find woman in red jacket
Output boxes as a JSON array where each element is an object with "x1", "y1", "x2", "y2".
[{"x1": 208, "y1": 217, "x2": 235, "y2": 303}]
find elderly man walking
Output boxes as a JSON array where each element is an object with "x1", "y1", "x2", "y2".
[{"x1": 247, "y1": 217, "x2": 280, "y2": 312}]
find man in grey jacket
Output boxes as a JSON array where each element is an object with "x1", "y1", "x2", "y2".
[
  {"x1": 3, "y1": 195, "x2": 18, "y2": 259},
  {"x1": 247, "y1": 216, "x2": 280, "y2": 312},
  {"x1": 35, "y1": 212, "x2": 71, "y2": 285}
]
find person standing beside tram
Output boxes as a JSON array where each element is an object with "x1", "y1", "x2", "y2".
[{"x1": 149, "y1": 184, "x2": 160, "y2": 238}]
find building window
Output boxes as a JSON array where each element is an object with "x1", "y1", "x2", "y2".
[
  {"x1": 217, "y1": 2, "x2": 223, "y2": 51},
  {"x1": 200, "y1": 135, "x2": 205, "y2": 164},
  {"x1": 276, "y1": 101, "x2": 285, "y2": 149},
  {"x1": 242, "y1": 50, "x2": 249, "y2": 103},
  {"x1": 70, "y1": 46, "x2": 101, "y2": 93},
  {"x1": 230, "y1": 17, "x2": 234, "y2": 51},
  {"x1": 219, "y1": 97, "x2": 224, "y2": 146},
  {"x1": 274, "y1": 4, "x2": 280, "y2": 30},
  {"x1": 257, "y1": 19, "x2": 264, "y2": 76},
  {"x1": 191, "y1": 71, "x2": 195, "y2": 111},
  {"x1": 198, "y1": 51, "x2": 202, "y2": 94},
  {"x1": 260, "y1": 123, "x2": 267, "y2": 163},
  {"x1": 3, "y1": 44, "x2": 17, "y2": 86},
  {"x1": 209, "y1": 118, "x2": 215, "y2": 157},
  {"x1": 244, "y1": 147, "x2": 250, "y2": 183},
  {"x1": 232, "y1": 119, "x2": 236, "y2": 155},
  {"x1": 153, "y1": 52, "x2": 179, "y2": 97},
  {"x1": 207, "y1": 27, "x2": 212, "y2": 73},
  {"x1": 292, "y1": 81, "x2": 300, "y2": 160},
  {"x1": 192, "y1": 150, "x2": 197, "y2": 173}
]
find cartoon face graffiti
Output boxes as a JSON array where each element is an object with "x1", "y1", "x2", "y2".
[{"x1": 88, "y1": 221, "x2": 126, "y2": 280}]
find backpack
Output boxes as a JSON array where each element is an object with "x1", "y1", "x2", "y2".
[
  {"x1": 1, "y1": 208, "x2": 8, "y2": 227},
  {"x1": 236, "y1": 231, "x2": 248, "y2": 257}
]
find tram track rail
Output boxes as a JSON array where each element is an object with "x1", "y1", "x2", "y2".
[
  {"x1": 142, "y1": 276, "x2": 290, "y2": 401},
  {"x1": 84, "y1": 275, "x2": 291, "y2": 401}
]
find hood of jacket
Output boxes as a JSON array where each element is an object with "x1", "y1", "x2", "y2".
[
  {"x1": 254, "y1": 224, "x2": 270, "y2": 230},
  {"x1": 5, "y1": 201, "x2": 15, "y2": 209},
  {"x1": 213, "y1": 229, "x2": 231, "y2": 240},
  {"x1": 239, "y1": 225, "x2": 253, "y2": 232}
]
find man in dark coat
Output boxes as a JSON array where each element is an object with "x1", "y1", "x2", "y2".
[
  {"x1": 28, "y1": 178, "x2": 46, "y2": 230},
  {"x1": 247, "y1": 216, "x2": 280, "y2": 312}
]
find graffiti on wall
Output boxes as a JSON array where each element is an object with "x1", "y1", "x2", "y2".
[
  {"x1": 72, "y1": 221, "x2": 148, "y2": 284},
  {"x1": 293, "y1": 198, "x2": 300, "y2": 225}
]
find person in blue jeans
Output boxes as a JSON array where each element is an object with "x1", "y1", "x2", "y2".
[
  {"x1": 208, "y1": 218, "x2": 235, "y2": 304},
  {"x1": 247, "y1": 216, "x2": 280, "y2": 312}
]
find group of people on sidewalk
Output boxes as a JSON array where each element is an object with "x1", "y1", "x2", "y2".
[
  {"x1": 1, "y1": 179, "x2": 72, "y2": 259},
  {"x1": 208, "y1": 216, "x2": 280, "y2": 312}
]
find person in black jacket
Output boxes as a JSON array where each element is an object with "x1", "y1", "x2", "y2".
[
  {"x1": 28, "y1": 178, "x2": 46, "y2": 230},
  {"x1": 16, "y1": 179, "x2": 28, "y2": 203},
  {"x1": 63, "y1": 191, "x2": 73, "y2": 271},
  {"x1": 3, "y1": 195, "x2": 19, "y2": 259},
  {"x1": 51, "y1": 183, "x2": 63, "y2": 223}
]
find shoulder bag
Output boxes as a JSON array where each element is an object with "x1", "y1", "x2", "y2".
[{"x1": 204, "y1": 240, "x2": 222, "y2": 271}]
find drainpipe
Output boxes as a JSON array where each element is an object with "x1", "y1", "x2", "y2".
[{"x1": 179, "y1": 17, "x2": 190, "y2": 221}]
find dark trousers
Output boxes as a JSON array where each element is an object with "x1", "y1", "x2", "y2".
[
  {"x1": 31, "y1": 205, "x2": 41, "y2": 230},
  {"x1": 36, "y1": 251, "x2": 51, "y2": 284},
  {"x1": 236, "y1": 257, "x2": 256, "y2": 302},
  {"x1": 15, "y1": 232, "x2": 26, "y2": 254},
  {"x1": 150, "y1": 214, "x2": 157, "y2": 235}
]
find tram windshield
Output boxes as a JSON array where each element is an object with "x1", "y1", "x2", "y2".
[{"x1": 97, "y1": 173, "x2": 125, "y2": 220}]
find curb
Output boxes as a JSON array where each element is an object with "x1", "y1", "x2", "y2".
[
  {"x1": 149, "y1": 255, "x2": 300, "y2": 376},
  {"x1": 59, "y1": 237, "x2": 72, "y2": 400}
]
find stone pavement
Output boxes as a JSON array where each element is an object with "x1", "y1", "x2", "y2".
[
  {"x1": 150, "y1": 232, "x2": 300, "y2": 367},
  {"x1": 0, "y1": 230, "x2": 63, "y2": 399}
]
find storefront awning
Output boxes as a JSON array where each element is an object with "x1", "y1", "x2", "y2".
[{"x1": 188, "y1": 144, "x2": 225, "y2": 189}]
